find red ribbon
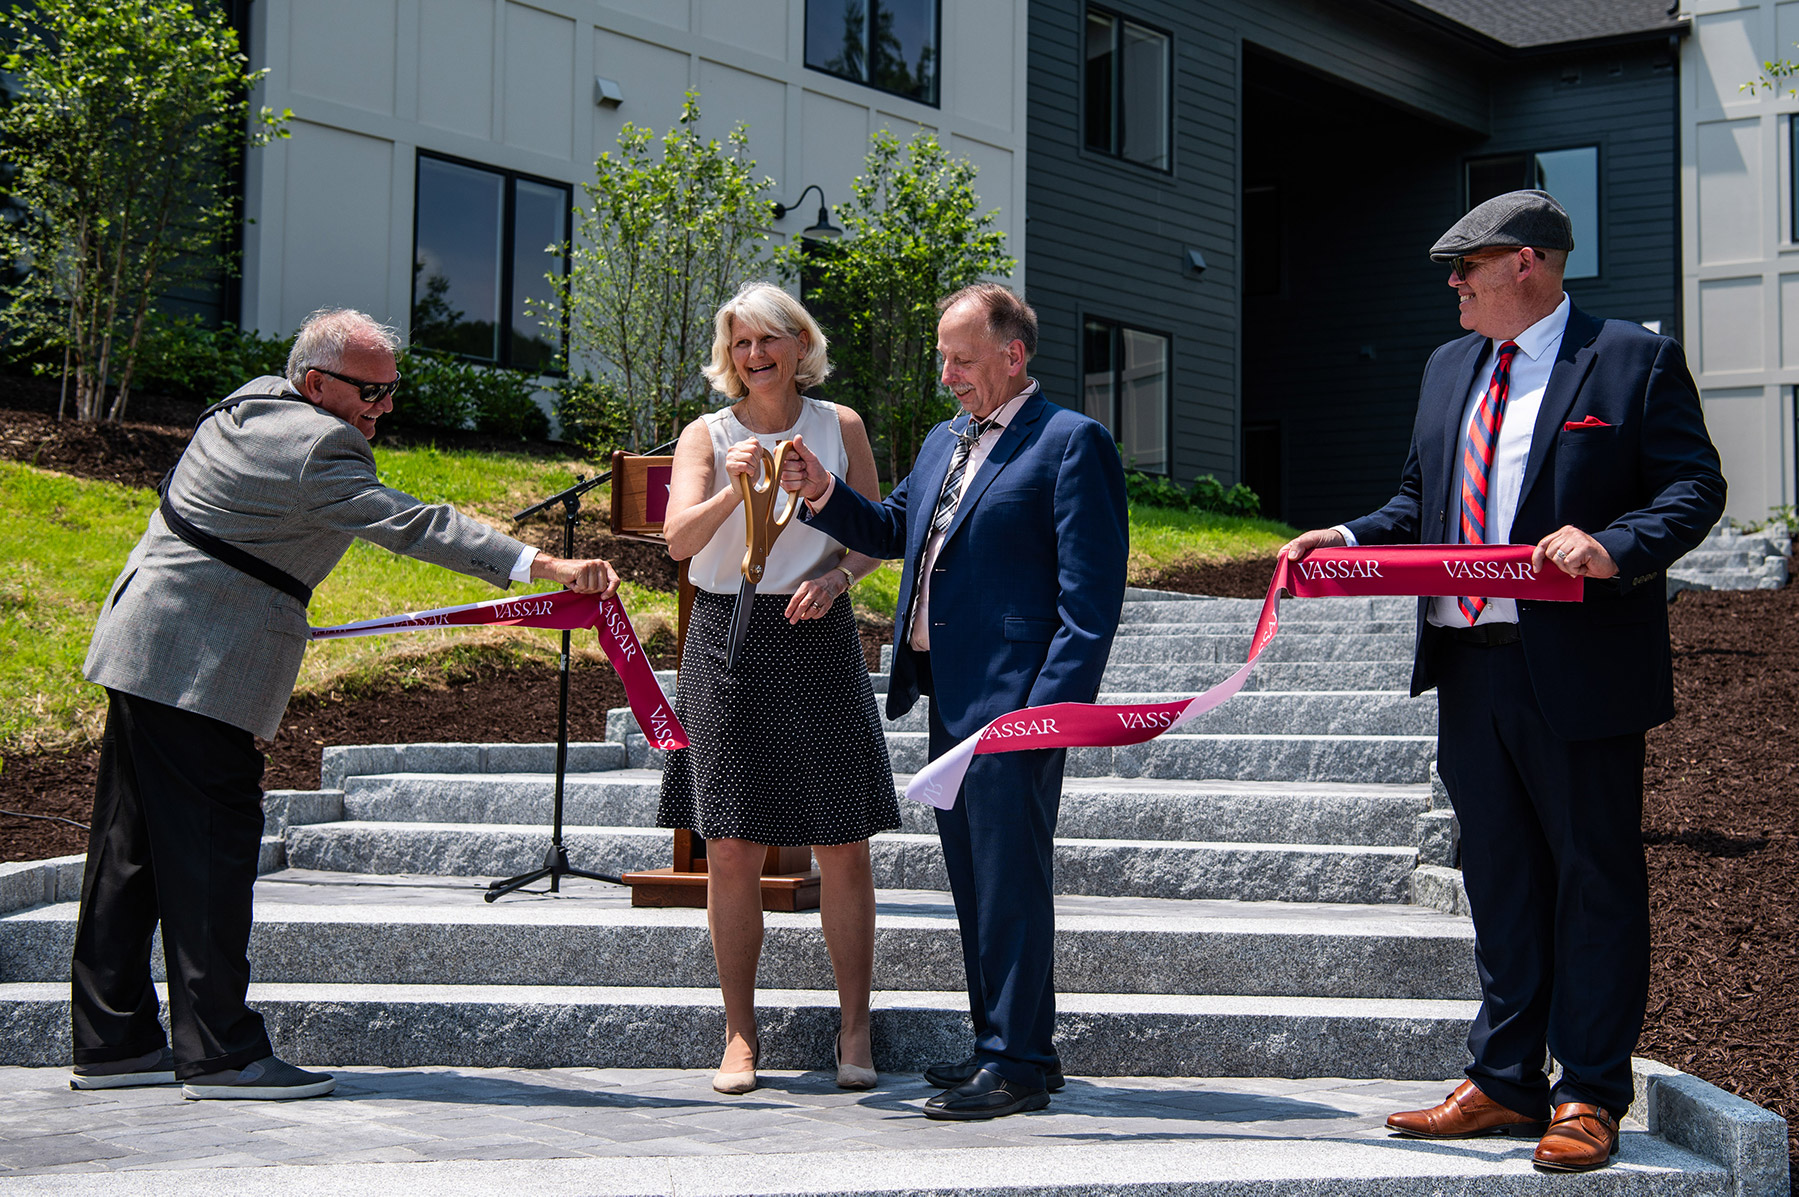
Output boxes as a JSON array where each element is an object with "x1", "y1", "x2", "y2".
[
  {"x1": 310, "y1": 590, "x2": 688, "y2": 750},
  {"x1": 906, "y1": 545, "x2": 1580, "y2": 809}
]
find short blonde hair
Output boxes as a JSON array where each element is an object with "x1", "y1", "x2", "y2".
[{"x1": 703, "y1": 282, "x2": 831, "y2": 399}]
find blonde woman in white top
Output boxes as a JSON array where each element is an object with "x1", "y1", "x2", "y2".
[{"x1": 660, "y1": 283, "x2": 899, "y2": 1096}]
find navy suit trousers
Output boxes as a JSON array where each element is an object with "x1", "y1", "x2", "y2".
[
  {"x1": 1434, "y1": 639, "x2": 1649, "y2": 1119},
  {"x1": 921, "y1": 656, "x2": 1064, "y2": 1086}
]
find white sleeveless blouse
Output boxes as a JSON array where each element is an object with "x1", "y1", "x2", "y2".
[{"x1": 687, "y1": 398, "x2": 850, "y2": 595}]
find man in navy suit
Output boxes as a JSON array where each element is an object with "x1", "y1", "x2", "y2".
[
  {"x1": 782, "y1": 283, "x2": 1128, "y2": 1120},
  {"x1": 1283, "y1": 191, "x2": 1724, "y2": 1172}
]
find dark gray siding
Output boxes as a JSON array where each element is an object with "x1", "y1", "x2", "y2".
[
  {"x1": 1484, "y1": 50, "x2": 1681, "y2": 339},
  {"x1": 1026, "y1": 0, "x2": 1488, "y2": 499},
  {"x1": 1024, "y1": 0, "x2": 1682, "y2": 530}
]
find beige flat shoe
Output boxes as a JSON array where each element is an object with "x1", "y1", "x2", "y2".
[
  {"x1": 712, "y1": 1037, "x2": 759, "y2": 1095},
  {"x1": 835, "y1": 1032, "x2": 877, "y2": 1090}
]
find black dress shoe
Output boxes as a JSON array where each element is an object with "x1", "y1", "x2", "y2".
[
  {"x1": 924, "y1": 1054, "x2": 1065, "y2": 1092},
  {"x1": 923, "y1": 1067, "x2": 1050, "y2": 1121}
]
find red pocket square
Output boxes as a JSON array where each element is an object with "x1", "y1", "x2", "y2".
[{"x1": 1563, "y1": 416, "x2": 1611, "y2": 430}]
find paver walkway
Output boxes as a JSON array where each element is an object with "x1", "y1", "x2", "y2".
[{"x1": 0, "y1": 1063, "x2": 1555, "y2": 1173}]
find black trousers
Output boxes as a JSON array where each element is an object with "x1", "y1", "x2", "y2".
[
  {"x1": 918, "y1": 653, "x2": 1064, "y2": 1088},
  {"x1": 1434, "y1": 639, "x2": 1649, "y2": 1120},
  {"x1": 70, "y1": 689, "x2": 274, "y2": 1079}
]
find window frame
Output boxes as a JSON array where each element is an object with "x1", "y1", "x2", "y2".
[
  {"x1": 1462, "y1": 142, "x2": 1601, "y2": 281},
  {"x1": 1081, "y1": 313, "x2": 1174, "y2": 476},
  {"x1": 1082, "y1": 5, "x2": 1174, "y2": 176},
  {"x1": 410, "y1": 149, "x2": 572, "y2": 374},
  {"x1": 1790, "y1": 115, "x2": 1799, "y2": 244},
  {"x1": 802, "y1": 0, "x2": 943, "y2": 109}
]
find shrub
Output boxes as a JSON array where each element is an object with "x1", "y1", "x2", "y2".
[
  {"x1": 1125, "y1": 469, "x2": 1262, "y2": 518},
  {"x1": 553, "y1": 373, "x2": 635, "y2": 459},
  {"x1": 385, "y1": 349, "x2": 548, "y2": 440},
  {"x1": 134, "y1": 313, "x2": 290, "y2": 403}
]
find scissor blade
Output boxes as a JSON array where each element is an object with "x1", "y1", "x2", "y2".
[{"x1": 725, "y1": 577, "x2": 756, "y2": 672}]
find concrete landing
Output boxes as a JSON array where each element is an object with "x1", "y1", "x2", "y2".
[{"x1": 0, "y1": 1064, "x2": 1727, "y2": 1195}]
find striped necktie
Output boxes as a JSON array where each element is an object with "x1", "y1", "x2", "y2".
[
  {"x1": 927, "y1": 413, "x2": 1001, "y2": 537},
  {"x1": 1457, "y1": 340, "x2": 1521, "y2": 625}
]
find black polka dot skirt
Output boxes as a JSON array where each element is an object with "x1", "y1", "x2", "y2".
[{"x1": 657, "y1": 587, "x2": 900, "y2": 847}]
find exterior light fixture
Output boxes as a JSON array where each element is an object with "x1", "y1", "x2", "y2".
[{"x1": 772, "y1": 184, "x2": 842, "y2": 240}]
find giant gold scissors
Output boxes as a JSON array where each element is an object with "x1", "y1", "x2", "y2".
[{"x1": 725, "y1": 440, "x2": 801, "y2": 672}]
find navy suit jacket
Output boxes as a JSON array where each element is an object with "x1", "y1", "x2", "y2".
[
  {"x1": 803, "y1": 391, "x2": 1128, "y2": 740},
  {"x1": 1345, "y1": 304, "x2": 1725, "y2": 741}
]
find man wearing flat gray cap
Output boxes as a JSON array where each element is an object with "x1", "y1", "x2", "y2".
[
  {"x1": 1282, "y1": 190, "x2": 1724, "y2": 1172},
  {"x1": 73, "y1": 308, "x2": 619, "y2": 1101}
]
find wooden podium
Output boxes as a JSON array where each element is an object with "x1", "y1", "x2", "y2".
[{"x1": 607, "y1": 450, "x2": 822, "y2": 912}]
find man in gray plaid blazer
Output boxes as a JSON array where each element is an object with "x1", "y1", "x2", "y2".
[{"x1": 72, "y1": 309, "x2": 617, "y2": 1100}]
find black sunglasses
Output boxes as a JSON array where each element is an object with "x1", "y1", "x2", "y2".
[
  {"x1": 1450, "y1": 254, "x2": 1490, "y2": 281},
  {"x1": 311, "y1": 367, "x2": 401, "y2": 402},
  {"x1": 1451, "y1": 247, "x2": 1545, "y2": 280}
]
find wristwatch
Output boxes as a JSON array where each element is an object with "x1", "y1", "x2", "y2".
[{"x1": 835, "y1": 564, "x2": 855, "y2": 587}]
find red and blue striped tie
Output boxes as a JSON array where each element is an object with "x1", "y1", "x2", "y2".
[{"x1": 1458, "y1": 340, "x2": 1521, "y2": 625}]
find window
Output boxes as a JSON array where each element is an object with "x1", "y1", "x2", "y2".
[
  {"x1": 1083, "y1": 318, "x2": 1169, "y2": 474},
  {"x1": 1464, "y1": 146, "x2": 1598, "y2": 279},
  {"x1": 1084, "y1": 8, "x2": 1170, "y2": 171},
  {"x1": 1791, "y1": 117, "x2": 1799, "y2": 243},
  {"x1": 411, "y1": 154, "x2": 570, "y2": 372},
  {"x1": 805, "y1": 0, "x2": 939, "y2": 107}
]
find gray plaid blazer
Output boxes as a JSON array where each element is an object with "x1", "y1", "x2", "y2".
[{"x1": 85, "y1": 376, "x2": 529, "y2": 739}]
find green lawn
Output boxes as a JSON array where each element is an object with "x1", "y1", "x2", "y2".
[
  {"x1": 1127, "y1": 506, "x2": 1298, "y2": 576},
  {"x1": 1, "y1": 446, "x2": 1293, "y2": 754}
]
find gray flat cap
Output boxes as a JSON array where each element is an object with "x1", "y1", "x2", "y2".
[{"x1": 1429, "y1": 189, "x2": 1575, "y2": 261}]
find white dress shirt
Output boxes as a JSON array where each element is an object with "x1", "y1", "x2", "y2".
[
  {"x1": 805, "y1": 381, "x2": 1039, "y2": 652},
  {"x1": 908, "y1": 383, "x2": 1037, "y2": 650},
  {"x1": 1337, "y1": 294, "x2": 1570, "y2": 627}
]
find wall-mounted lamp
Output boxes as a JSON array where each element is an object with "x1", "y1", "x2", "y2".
[
  {"x1": 594, "y1": 76, "x2": 624, "y2": 108},
  {"x1": 772, "y1": 184, "x2": 842, "y2": 240}
]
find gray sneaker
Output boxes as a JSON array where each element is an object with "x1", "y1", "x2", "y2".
[
  {"x1": 70, "y1": 1047, "x2": 177, "y2": 1090},
  {"x1": 181, "y1": 1056, "x2": 336, "y2": 1101}
]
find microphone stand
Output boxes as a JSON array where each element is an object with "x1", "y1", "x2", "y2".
[{"x1": 484, "y1": 436, "x2": 679, "y2": 902}]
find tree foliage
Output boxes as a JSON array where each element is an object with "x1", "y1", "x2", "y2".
[
  {"x1": 0, "y1": 0, "x2": 287, "y2": 421},
  {"x1": 776, "y1": 130, "x2": 1012, "y2": 483},
  {"x1": 543, "y1": 94, "x2": 771, "y2": 451}
]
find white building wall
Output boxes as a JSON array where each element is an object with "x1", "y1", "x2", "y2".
[
  {"x1": 241, "y1": 0, "x2": 1028, "y2": 343},
  {"x1": 1681, "y1": 0, "x2": 1799, "y2": 521}
]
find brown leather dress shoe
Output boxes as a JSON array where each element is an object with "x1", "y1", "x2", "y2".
[
  {"x1": 1387, "y1": 1080, "x2": 1548, "y2": 1139},
  {"x1": 1533, "y1": 1103, "x2": 1620, "y2": 1172}
]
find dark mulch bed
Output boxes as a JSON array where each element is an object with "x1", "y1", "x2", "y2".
[
  {"x1": 3, "y1": 388, "x2": 1794, "y2": 1182},
  {"x1": 1136, "y1": 555, "x2": 1280, "y2": 599}
]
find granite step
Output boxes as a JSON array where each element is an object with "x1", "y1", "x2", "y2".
[
  {"x1": 884, "y1": 691, "x2": 1432, "y2": 737},
  {"x1": 663, "y1": 659, "x2": 1423, "y2": 696},
  {"x1": 336, "y1": 771, "x2": 1430, "y2": 846},
  {"x1": 1049, "y1": 631, "x2": 1418, "y2": 665},
  {"x1": 886, "y1": 730, "x2": 1437, "y2": 784},
  {"x1": 280, "y1": 824, "x2": 1418, "y2": 904},
  {"x1": 602, "y1": 690, "x2": 1435, "y2": 742},
  {"x1": 0, "y1": 878, "x2": 1477, "y2": 999},
  {"x1": 1118, "y1": 594, "x2": 1422, "y2": 622},
  {"x1": 0, "y1": 980, "x2": 1479, "y2": 1078}
]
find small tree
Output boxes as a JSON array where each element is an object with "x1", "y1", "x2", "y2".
[
  {"x1": 776, "y1": 130, "x2": 1012, "y2": 483},
  {"x1": 545, "y1": 94, "x2": 771, "y2": 451},
  {"x1": 0, "y1": 0, "x2": 288, "y2": 421}
]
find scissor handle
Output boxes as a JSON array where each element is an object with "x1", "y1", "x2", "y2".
[{"x1": 734, "y1": 440, "x2": 802, "y2": 583}]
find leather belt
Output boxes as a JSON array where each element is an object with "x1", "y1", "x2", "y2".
[{"x1": 1443, "y1": 621, "x2": 1520, "y2": 647}]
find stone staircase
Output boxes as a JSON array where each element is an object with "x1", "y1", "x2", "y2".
[
  {"x1": 0, "y1": 587, "x2": 1783, "y2": 1194},
  {"x1": 1668, "y1": 518, "x2": 1791, "y2": 594}
]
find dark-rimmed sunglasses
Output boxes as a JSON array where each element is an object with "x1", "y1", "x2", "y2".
[
  {"x1": 1450, "y1": 254, "x2": 1490, "y2": 281},
  {"x1": 311, "y1": 367, "x2": 401, "y2": 402}
]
